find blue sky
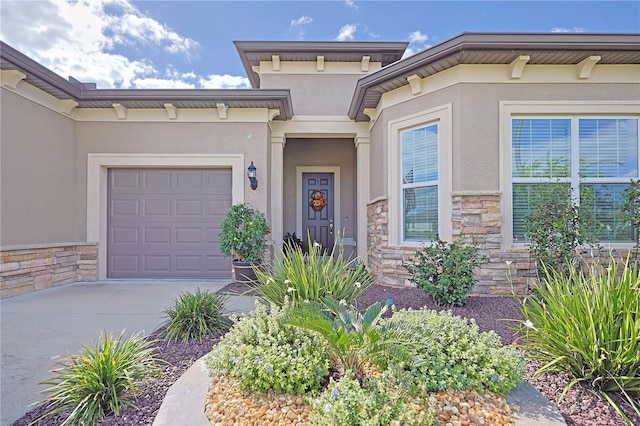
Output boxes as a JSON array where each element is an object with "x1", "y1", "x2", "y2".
[{"x1": 1, "y1": 1, "x2": 638, "y2": 89}]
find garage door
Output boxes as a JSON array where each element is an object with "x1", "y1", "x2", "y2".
[{"x1": 108, "y1": 169, "x2": 232, "y2": 279}]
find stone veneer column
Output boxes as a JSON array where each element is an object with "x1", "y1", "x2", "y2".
[
  {"x1": 451, "y1": 192, "x2": 530, "y2": 295},
  {"x1": 270, "y1": 134, "x2": 285, "y2": 254},
  {"x1": 355, "y1": 135, "x2": 370, "y2": 259},
  {"x1": 367, "y1": 192, "x2": 533, "y2": 294}
]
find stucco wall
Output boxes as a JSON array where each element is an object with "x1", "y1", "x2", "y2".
[
  {"x1": 454, "y1": 82, "x2": 639, "y2": 191},
  {"x1": 371, "y1": 81, "x2": 640, "y2": 196},
  {"x1": 0, "y1": 88, "x2": 78, "y2": 245},
  {"x1": 74, "y1": 121, "x2": 270, "y2": 240},
  {"x1": 283, "y1": 138, "x2": 357, "y2": 256},
  {"x1": 260, "y1": 74, "x2": 361, "y2": 116}
]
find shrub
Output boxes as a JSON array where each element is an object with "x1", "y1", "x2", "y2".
[
  {"x1": 309, "y1": 370, "x2": 435, "y2": 426},
  {"x1": 219, "y1": 203, "x2": 270, "y2": 262},
  {"x1": 403, "y1": 235, "x2": 485, "y2": 306},
  {"x1": 286, "y1": 298, "x2": 419, "y2": 382},
  {"x1": 621, "y1": 179, "x2": 640, "y2": 264},
  {"x1": 159, "y1": 289, "x2": 228, "y2": 342},
  {"x1": 382, "y1": 308, "x2": 524, "y2": 394},
  {"x1": 253, "y1": 239, "x2": 372, "y2": 306},
  {"x1": 517, "y1": 258, "x2": 640, "y2": 420},
  {"x1": 207, "y1": 302, "x2": 331, "y2": 395},
  {"x1": 38, "y1": 331, "x2": 158, "y2": 426},
  {"x1": 524, "y1": 183, "x2": 598, "y2": 278}
]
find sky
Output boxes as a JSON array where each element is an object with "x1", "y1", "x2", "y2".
[{"x1": 1, "y1": 0, "x2": 639, "y2": 90}]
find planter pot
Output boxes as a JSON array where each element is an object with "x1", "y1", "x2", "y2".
[{"x1": 232, "y1": 260, "x2": 260, "y2": 284}]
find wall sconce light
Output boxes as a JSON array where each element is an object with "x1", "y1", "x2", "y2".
[{"x1": 247, "y1": 161, "x2": 258, "y2": 190}]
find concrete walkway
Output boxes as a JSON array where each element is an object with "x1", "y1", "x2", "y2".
[{"x1": 0, "y1": 280, "x2": 254, "y2": 426}]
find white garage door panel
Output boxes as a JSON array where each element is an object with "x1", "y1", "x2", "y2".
[{"x1": 108, "y1": 169, "x2": 232, "y2": 279}]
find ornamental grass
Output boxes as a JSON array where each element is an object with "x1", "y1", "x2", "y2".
[{"x1": 518, "y1": 257, "x2": 640, "y2": 422}]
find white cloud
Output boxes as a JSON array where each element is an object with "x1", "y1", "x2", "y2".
[
  {"x1": 402, "y1": 30, "x2": 431, "y2": 59},
  {"x1": 408, "y1": 30, "x2": 428, "y2": 44},
  {"x1": 199, "y1": 75, "x2": 251, "y2": 89},
  {"x1": 291, "y1": 15, "x2": 313, "y2": 27},
  {"x1": 0, "y1": 0, "x2": 206, "y2": 89},
  {"x1": 132, "y1": 78, "x2": 195, "y2": 89},
  {"x1": 345, "y1": 0, "x2": 359, "y2": 11},
  {"x1": 335, "y1": 24, "x2": 357, "y2": 41},
  {"x1": 551, "y1": 27, "x2": 587, "y2": 33},
  {"x1": 290, "y1": 15, "x2": 313, "y2": 39}
]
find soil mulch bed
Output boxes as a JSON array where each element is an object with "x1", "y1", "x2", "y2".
[{"x1": 12, "y1": 283, "x2": 638, "y2": 426}]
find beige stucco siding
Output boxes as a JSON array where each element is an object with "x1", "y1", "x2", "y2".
[
  {"x1": 368, "y1": 85, "x2": 461, "y2": 199},
  {"x1": 454, "y1": 82, "x2": 640, "y2": 191},
  {"x1": 283, "y1": 138, "x2": 356, "y2": 253},
  {"x1": 0, "y1": 88, "x2": 78, "y2": 245},
  {"x1": 370, "y1": 81, "x2": 640, "y2": 197},
  {"x1": 74, "y1": 121, "x2": 270, "y2": 240},
  {"x1": 260, "y1": 74, "x2": 361, "y2": 116}
]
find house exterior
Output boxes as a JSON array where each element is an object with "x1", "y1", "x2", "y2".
[{"x1": 2, "y1": 32, "x2": 639, "y2": 298}]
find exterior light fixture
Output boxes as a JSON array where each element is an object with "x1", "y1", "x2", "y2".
[{"x1": 247, "y1": 161, "x2": 257, "y2": 190}]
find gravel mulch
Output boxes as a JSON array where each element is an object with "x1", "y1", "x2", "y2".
[{"x1": 12, "y1": 283, "x2": 638, "y2": 426}]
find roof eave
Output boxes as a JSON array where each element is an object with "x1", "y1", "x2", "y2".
[
  {"x1": 348, "y1": 32, "x2": 640, "y2": 121},
  {"x1": 1, "y1": 41, "x2": 81, "y2": 98},
  {"x1": 234, "y1": 40, "x2": 409, "y2": 88}
]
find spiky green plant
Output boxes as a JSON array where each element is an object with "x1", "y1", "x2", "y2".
[
  {"x1": 38, "y1": 331, "x2": 158, "y2": 425},
  {"x1": 160, "y1": 289, "x2": 228, "y2": 342},
  {"x1": 518, "y1": 258, "x2": 640, "y2": 423},
  {"x1": 253, "y1": 238, "x2": 372, "y2": 306},
  {"x1": 286, "y1": 298, "x2": 419, "y2": 382}
]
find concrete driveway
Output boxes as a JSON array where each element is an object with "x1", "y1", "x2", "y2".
[{"x1": 0, "y1": 280, "x2": 253, "y2": 425}]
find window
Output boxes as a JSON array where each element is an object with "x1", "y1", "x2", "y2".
[
  {"x1": 402, "y1": 123, "x2": 439, "y2": 241},
  {"x1": 512, "y1": 117, "x2": 639, "y2": 243}
]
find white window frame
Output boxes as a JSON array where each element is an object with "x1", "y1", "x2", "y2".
[
  {"x1": 500, "y1": 101, "x2": 640, "y2": 248},
  {"x1": 388, "y1": 104, "x2": 452, "y2": 247}
]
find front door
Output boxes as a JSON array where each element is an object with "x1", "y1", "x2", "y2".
[{"x1": 302, "y1": 173, "x2": 334, "y2": 250}]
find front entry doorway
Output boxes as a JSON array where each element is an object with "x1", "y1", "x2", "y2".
[{"x1": 302, "y1": 173, "x2": 334, "y2": 250}]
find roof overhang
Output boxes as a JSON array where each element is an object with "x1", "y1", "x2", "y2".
[
  {"x1": 234, "y1": 40, "x2": 409, "y2": 88},
  {"x1": 0, "y1": 41, "x2": 294, "y2": 120},
  {"x1": 349, "y1": 32, "x2": 640, "y2": 121}
]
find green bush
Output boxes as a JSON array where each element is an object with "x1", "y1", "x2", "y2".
[
  {"x1": 518, "y1": 258, "x2": 640, "y2": 420},
  {"x1": 219, "y1": 203, "x2": 270, "y2": 262},
  {"x1": 253, "y1": 239, "x2": 372, "y2": 306},
  {"x1": 159, "y1": 289, "x2": 228, "y2": 342},
  {"x1": 403, "y1": 235, "x2": 485, "y2": 306},
  {"x1": 309, "y1": 370, "x2": 435, "y2": 426},
  {"x1": 39, "y1": 331, "x2": 158, "y2": 426},
  {"x1": 207, "y1": 302, "x2": 331, "y2": 394},
  {"x1": 524, "y1": 183, "x2": 598, "y2": 278},
  {"x1": 382, "y1": 308, "x2": 524, "y2": 394},
  {"x1": 621, "y1": 179, "x2": 640, "y2": 264}
]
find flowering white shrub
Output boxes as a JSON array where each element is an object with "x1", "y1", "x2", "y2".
[
  {"x1": 382, "y1": 308, "x2": 524, "y2": 393},
  {"x1": 309, "y1": 370, "x2": 435, "y2": 425},
  {"x1": 207, "y1": 302, "x2": 331, "y2": 394}
]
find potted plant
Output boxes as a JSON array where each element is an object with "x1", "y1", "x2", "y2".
[{"x1": 219, "y1": 203, "x2": 270, "y2": 283}]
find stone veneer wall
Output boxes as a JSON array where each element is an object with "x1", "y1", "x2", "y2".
[
  {"x1": 451, "y1": 192, "x2": 530, "y2": 295},
  {"x1": 366, "y1": 193, "x2": 532, "y2": 295},
  {"x1": 0, "y1": 243, "x2": 98, "y2": 298}
]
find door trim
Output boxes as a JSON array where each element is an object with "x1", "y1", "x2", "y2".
[
  {"x1": 296, "y1": 166, "x2": 341, "y2": 241},
  {"x1": 88, "y1": 153, "x2": 245, "y2": 280}
]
